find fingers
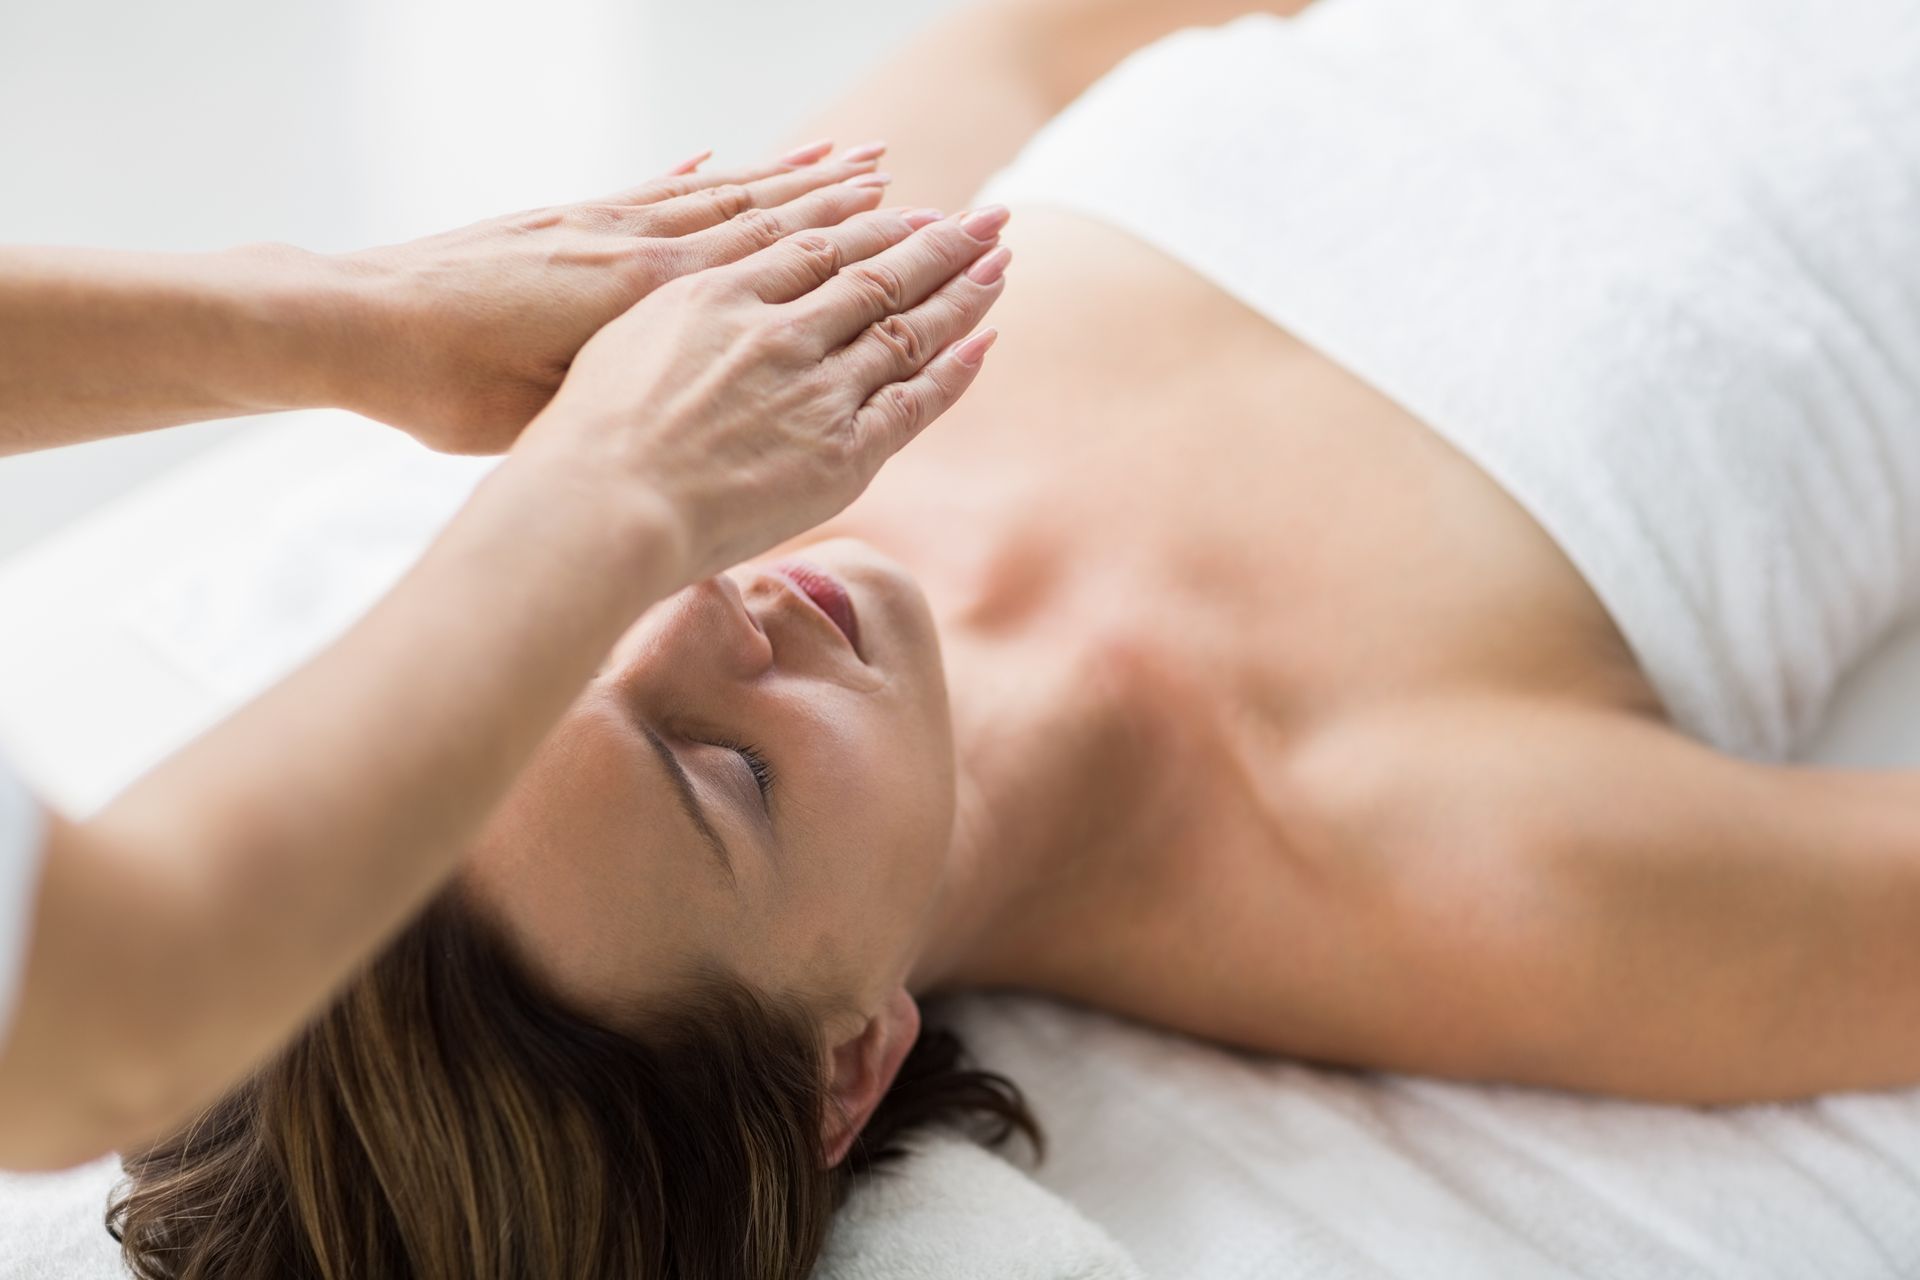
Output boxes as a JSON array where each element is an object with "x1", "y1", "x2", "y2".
[
  {"x1": 851, "y1": 328, "x2": 1000, "y2": 459},
  {"x1": 628, "y1": 145, "x2": 887, "y2": 237},
  {"x1": 694, "y1": 152, "x2": 887, "y2": 228},
  {"x1": 789, "y1": 206, "x2": 1010, "y2": 352},
  {"x1": 607, "y1": 139, "x2": 867, "y2": 206},
  {"x1": 659, "y1": 180, "x2": 902, "y2": 280},
  {"x1": 609, "y1": 159, "x2": 797, "y2": 207},
  {"x1": 659, "y1": 149, "x2": 714, "y2": 178},
  {"x1": 715, "y1": 206, "x2": 941, "y2": 305},
  {"x1": 827, "y1": 243, "x2": 1011, "y2": 390}
]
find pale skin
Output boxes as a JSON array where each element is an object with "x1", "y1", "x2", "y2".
[
  {"x1": 0, "y1": 141, "x2": 1015, "y2": 1171},
  {"x1": 468, "y1": 0, "x2": 1920, "y2": 1172}
]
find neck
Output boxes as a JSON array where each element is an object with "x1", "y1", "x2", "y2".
[{"x1": 904, "y1": 612, "x2": 1176, "y2": 998}]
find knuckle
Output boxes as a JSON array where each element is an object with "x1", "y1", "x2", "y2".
[
  {"x1": 820, "y1": 414, "x2": 854, "y2": 456},
  {"x1": 785, "y1": 232, "x2": 840, "y2": 273},
  {"x1": 871, "y1": 315, "x2": 927, "y2": 366},
  {"x1": 876, "y1": 382, "x2": 921, "y2": 434},
  {"x1": 847, "y1": 261, "x2": 908, "y2": 313},
  {"x1": 730, "y1": 206, "x2": 785, "y2": 250},
  {"x1": 918, "y1": 223, "x2": 974, "y2": 261},
  {"x1": 751, "y1": 313, "x2": 810, "y2": 357},
  {"x1": 652, "y1": 176, "x2": 700, "y2": 201},
  {"x1": 705, "y1": 184, "x2": 753, "y2": 220},
  {"x1": 677, "y1": 269, "x2": 736, "y2": 306},
  {"x1": 565, "y1": 203, "x2": 623, "y2": 231},
  {"x1": 621, "y1": 240, "x2": 677, "y2": 289},
  {"x1": 829, "y1": 408, "x2": 868, "y2": 460},
  {"x1": 792, "y1": 365, "x2": 835, "y2": 406}
]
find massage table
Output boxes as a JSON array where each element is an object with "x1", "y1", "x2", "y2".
[{"x1": 3, "y1": 411, "x2": 1919, "y2": 1278}]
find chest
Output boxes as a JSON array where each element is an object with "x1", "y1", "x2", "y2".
[{"x1": 819, "y1": 215, "x2": 1642, "y2": 723}]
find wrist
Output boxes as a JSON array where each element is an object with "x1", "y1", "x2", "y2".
[
  {"x1": 490, "y1": 421, "x2": 696, "y2": 615},
  {"x1": 206, "y1": 242, "x2": 367, "y2": 415}
]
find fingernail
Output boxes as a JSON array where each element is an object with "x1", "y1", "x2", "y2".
[
  {"x1": 780, "y1": 138, "x2": 834, "y2": 165},
  {"x1": 847, "y1": 171, "x2": 893, "y2": 189},
  {"x1": 959, "y1": 205, "x2": 1010, "y2": 240},
  {"x1": 840, "y1": 141, "x2": 888, "y2": 163},
  {"x1": 669, "y1": 148, "x2": 714, "y2": 175},
  {"x1": 966, "y1": 245, "x2": 1013, "y2": 286},
  {"x1": 902, "y1": 207, "x2": 945, "y2": 229},
  {"x1": 954, "y1": 328, "x2": 1000, "y2": 367}
]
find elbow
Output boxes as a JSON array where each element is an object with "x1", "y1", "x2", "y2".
[
  {"x1": 0, "y1": 996, "x2": 225, "y2": 1173},
  {"x1": 0, "y1": 1132, "x2": 117, "y2": 1176},
  {"x1": 0, "y1": 1074, "x2": 154, "y2": 1172},
  {"x1": 65, "y1": 1022, "x2": 231, "y2": 1162}
]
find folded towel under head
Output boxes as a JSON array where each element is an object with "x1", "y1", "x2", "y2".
[
  {"x1": 0, "y1": 1134, "x2": 1141, "y2": 1280},
  {"x1": 816, "y1": 1131, "x2": 1143, "y2": 1280}
]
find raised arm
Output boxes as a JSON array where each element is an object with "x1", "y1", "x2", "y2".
[
  {"x1": 796, "y1": 0, "x2": 1317, "y2": 212},
  {"x1": 0, "y1": 202, "x2": 1011, "y2": 1171},
  {"x1": 0, "y1": 144, "x2": 885, "y2": 456},
  {"x1": 1274, "y1": 695, "x2": 1920, "y2": 1104}
]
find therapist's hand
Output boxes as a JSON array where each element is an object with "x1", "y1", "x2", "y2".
[
  {"x1": 327, "y1": 141, "x2": 893, "y2": 455},
  {"x1": 518, "y1": 204, "x2": 1012, "y2": 585}
]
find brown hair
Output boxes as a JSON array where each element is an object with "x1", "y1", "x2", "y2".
[{"x1": 108, "y1": 892, "x2": 1040, "y2": 1279}]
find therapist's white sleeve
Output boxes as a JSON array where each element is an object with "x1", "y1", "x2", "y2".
[{"x1": 0, "y1": 751, "x2": 46, "y2": 1051}]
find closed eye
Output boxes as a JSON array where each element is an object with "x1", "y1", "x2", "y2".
[{"x1": 713, "y1": 739, "x2": 777, "y2": 807}]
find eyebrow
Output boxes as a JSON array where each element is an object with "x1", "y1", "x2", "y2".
[{"x1": 637, "y1": 720, "x2": 738, "y2": 889}]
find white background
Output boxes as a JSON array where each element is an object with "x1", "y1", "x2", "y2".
[{"x1": 0, "y1": 0, "x2": 966, "y2": 563}]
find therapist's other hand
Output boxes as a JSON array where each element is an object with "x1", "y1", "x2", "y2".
[
  {"x1": 328, "y1": 142, "x2": 891, "y2": 455},
  {"x1": 520, "y1": 204, "x2": 1013, "y2": 584}
]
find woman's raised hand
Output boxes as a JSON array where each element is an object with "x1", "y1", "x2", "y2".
[
  {"x1": 518, "y1": 203, "x2": 1012, "y2": 585},
  {"x1": 323, "y1": 142, "x2": 897, "y2": 454}
]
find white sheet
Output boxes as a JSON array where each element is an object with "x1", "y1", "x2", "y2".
[{"x1": 5, "y1": 413, "x2": 1920, "y2": 1276}]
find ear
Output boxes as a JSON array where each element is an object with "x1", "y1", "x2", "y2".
[{"x1": 820, "y1": 987, "x2": 921, "y2": 1168}]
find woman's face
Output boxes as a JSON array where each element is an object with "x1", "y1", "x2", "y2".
[{"x1": 463, "y1": 537, "x2": 957, "y2": 1026}]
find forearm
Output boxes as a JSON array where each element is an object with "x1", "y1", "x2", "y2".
[
  {"x1": 0, "y1": 148, "x2": 901, "y2": 459},
  {"x1": 0, "y1": 243, "x2": 351, "y2": 454},
  {"x1": 0, "y1": 442, "x2": 683, "y2": 1168}
]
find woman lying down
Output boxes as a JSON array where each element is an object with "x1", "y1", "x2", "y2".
[{"x1": 114, "y1": 0, "x2": 1920, "y2": 1275}]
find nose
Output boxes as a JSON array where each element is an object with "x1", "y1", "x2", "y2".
[{"x1": 665, "y1": 573, "x2": 774, "y2": 679}]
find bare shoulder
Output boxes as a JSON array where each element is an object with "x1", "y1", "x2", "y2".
[
  {"x1": 1087, "y1": 690, "x2": 1674, "y2": 1065},
  {"x1": 1139, "y1": 691, "x2": 1635, "y2": 1071},
  {"x1": 1156, "y1": 691, "x2": 1920, "y2": 1100},
  {"x1": 1027, "y1": 686, "x2": 1609, "y2": 1067},
  {"x1": 1025, "y1": 617, "x2": 1920, "y2": 1101}
]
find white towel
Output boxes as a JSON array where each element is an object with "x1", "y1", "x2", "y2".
[
  {"x1": 981, "y1": 0, "x2": 1920, "y2": 761},
  {"x1": 0, "y1": 1139, "x2": 1141, "y2": 1280},
  {"x1": 816, "y1": 1134, "x2": 1143, "y2": 1280},
  {"x1": 0, "y1": 1159, "x2": 123, "y2": 1280}
]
